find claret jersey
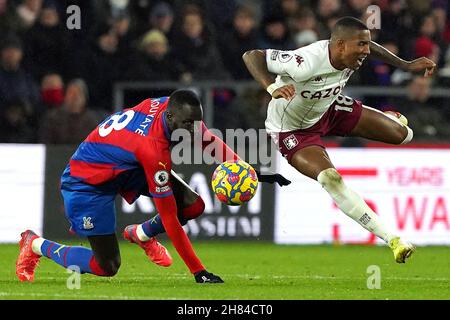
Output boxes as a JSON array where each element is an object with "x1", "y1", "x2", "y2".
[{"x1": 265, "y1": 40, "x2": 355, "y2": 133}]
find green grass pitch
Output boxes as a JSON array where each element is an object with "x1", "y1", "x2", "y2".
[{"x1": 1, "y1": 241, "x2": 449, "y2": 300}]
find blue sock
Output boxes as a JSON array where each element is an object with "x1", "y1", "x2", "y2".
[
  {"x1": 40, "y1": 240, "x2": 94, "y2": 274},
  {"x1": 141, "y1": 214, "x2": 188, "y2": 238}
]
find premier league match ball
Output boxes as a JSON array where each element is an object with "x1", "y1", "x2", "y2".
[{"x1": 211, "y1": 160, "x2": 259, "y2": 206}]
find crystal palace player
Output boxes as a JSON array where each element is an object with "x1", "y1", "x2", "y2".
[
  {"x1": 243, "y1": 17, "x2": 436, "y2": 263},
  {"x1": 16, "y1": 90, "x2": 290, "y2": 283}
]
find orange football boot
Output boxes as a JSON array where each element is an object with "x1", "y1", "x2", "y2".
[
  {"x1": 123, "y1": 225, "x2": 172, "y2": 267},
  {"x1": 16, "y1": 230, "x2": 41, "y2": 282}
]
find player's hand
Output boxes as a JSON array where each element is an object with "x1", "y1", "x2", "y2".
[
  {"x1": 272, "y1": 84, "x2": 295, "y2": 100},
  {"x1": 255, "y1": 169, "x2": 291, "y2": 187},
  {"x1": 407, "y1": 57, "x2": 436, "y2": 77},
  {"x1": 194, "y1": 270, "x2": 224, "y2": 283}
]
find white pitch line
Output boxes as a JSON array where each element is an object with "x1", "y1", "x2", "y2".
[
  {"x1": 270, "y1": 275, "x2": 449, "y2": 282},
  {"x1": 9, "y1": 274, "x2": 448, "y2": 284}
]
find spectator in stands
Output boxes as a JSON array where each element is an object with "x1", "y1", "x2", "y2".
[
  {"x1": 259, "y1": 14, "x2": 294, "y2": 49},
  {"x1": 294, "y1": 30, "x2": 318, "y2": 49},
  {"x1": 219, "y1": 5, "x2": 260, "y2": 80},
  {"x1": 0, "y1": 0, "x2": 24, "y2": 36},
  {"x1": 435, "y1": 0, "x2": 450, "y2": 44},
  {"x1": 212, "y1": 89, "x2": 249, "y2": 133},
  {"x1": 275, "y1": 0, "x2": 303, "y2": 33},
  {"x1": 129, "y1": 0, "x2": 173, "y2": 39},
  {"x1": 315, "y1": 0, "x2": 342, "y2": 38},
  {"x1": 1, "y1": 0, "x2": 449, "y2": 145},
  {"x1": 289, "y1": 8, "x2": 318, "y2": 48},
  {"x1": 292, "y1": 7, "x2": 318, "y2": 34},
  {"x1": 125, "y1": 29, "x2": 181, "y2": 81},
  {"x1": 380, "y1": 0, "x2": 406, "y2": 45},
  {"x1": 0, "y1": 99, "x2": 35, "y2": 143},
  {"x1": 39, "y1": 79, "x2": 100, "y2": 144},
  {"x1": 0, "y1": 36, "x2": 40, "y2": 111},
  {"x1": 431, "y1": 2, "x2": 448, "y2": 40},
  {"x1": 437, "y1": 46, "x2": 450, "y2": 85},
  {"x1": 83, "y1": 24, "x2": 125, "y2": 111},
  {"x1": 16, "y1": 0, "x2": 42, "y2": 29},
  {"x1": 24, "y1": 0, "x2": 67, "y2": 81},
  {"x1": 110, "y1": 12, "x2": 134, "y2": 58},
  {"x1": 414, "y1": 14, "x2": 441, "y2": 64},
  {"x1": 171, "y1": 4, "x2": 229, "y2": 81},
  {"x1": 342, "y1": 0, "x2": 371, "y2": 20},
  {"x1": 92, "y1": 0, "x2": 130, "y2": 27},
  {"x1": 40, "y1": 73, "x2": 64, "y2": 109},
  {"x1": 148, "y1": 2, "x2": 175, "y2": 41},
  {"x1": 391, "y1": 76, "x2": 450, "y2": 141},
  {"x1": 241, "y1": 88, "x2": 271, "y2": 130}
]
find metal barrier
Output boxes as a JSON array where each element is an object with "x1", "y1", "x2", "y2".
[{"x1": 113, "y1": 81, "x2": 450, "y2": 127}]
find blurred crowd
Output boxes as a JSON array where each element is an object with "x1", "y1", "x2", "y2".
[{"x1": 1, "y1": 0, "x2": 450, "y2": 144}]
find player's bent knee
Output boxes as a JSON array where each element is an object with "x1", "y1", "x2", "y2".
[
  {"x1": 400, "y1": 126, "x2": 413, "y2": 145},
  {"x1": 98, "y1": 257, "x2": 121, "y2": 276},
  {"x1": 317, "y1": 168, "x2": 344, "y2": 192},
  {"x1": 182, "y1": 196, "x2": 205, "y2": 220}
]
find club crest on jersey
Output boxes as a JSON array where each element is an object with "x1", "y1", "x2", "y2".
[
  {"x1": 279, "y1": 53, "x2": 293, "y2": 63},
  {"x1": 82, "y1": 217, "x2": 94, "y2": 230},
  {"x1": 283, "y1": 134, "x2": 299, "y2": 150},
  {"x1": 154, "y1": 170, "x2": 169, "y2": 186},
  {"x1": 295, "y1": 55, "x2": 304, "y2": 66}
]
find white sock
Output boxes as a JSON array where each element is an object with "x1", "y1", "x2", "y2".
[
  {"x1": 31, "y1": 237, "x2": 45, "y2": 256},
  {"x1": 136, "y1": 224, "x2": 150, "y2": 241},
  {"x1": 400, "y1": 126, "x2": 413, "y2": 145},
  {"x1": 317, "y1": 168, "x2": 396, "y2": 243}
]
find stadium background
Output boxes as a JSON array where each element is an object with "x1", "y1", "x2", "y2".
[{"x1": 1, "y1": 0, "x2": 450, "y2": 300}]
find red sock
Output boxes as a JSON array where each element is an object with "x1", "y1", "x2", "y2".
[
  {"x1": 89, "y1": 256, "x2": 111, "y2": 276},
  {"x1": 182, "y1": 196, "x2": 205, "y2": 220}
]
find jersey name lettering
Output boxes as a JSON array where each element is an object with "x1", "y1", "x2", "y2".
[{"x1": 300, "y1": 86, "x2": 341, "y2": 100}]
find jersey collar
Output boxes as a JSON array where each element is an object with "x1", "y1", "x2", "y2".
[
  {"x1": 161, "y1": 111, "x2": 171, "y2": 140},
  {"x1": 327, "y1": 40, "x2": 344, "y2": 72}
]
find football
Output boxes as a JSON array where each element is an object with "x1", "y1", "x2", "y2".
[{"x1": 211, "y1": 160, "x2": 259, "y2": 206}]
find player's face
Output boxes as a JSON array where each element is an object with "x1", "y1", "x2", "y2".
[
  {"x1": 172, "y1": 104, "x2": 203, "y2": 135},
  {"x1": 342, "y1": 30, "x2": 371, "y2": 70}
]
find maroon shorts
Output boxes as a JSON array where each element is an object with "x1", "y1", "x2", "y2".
[{"x1": 271, "y1": 96, "x2": 363, "y2": 163}]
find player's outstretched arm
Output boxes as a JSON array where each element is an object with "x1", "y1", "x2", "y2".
[
  {"x1": 153, "y1": 196, "x2": 222, "y2": 283},
  {"x1": 200, "y1": 121, "x2": 240, "y2": 162},
  {"x1": 200, "y1": 122, "x2": 291, "y2": 186},
  {"x1": 242, "y1": 50, "x2": 295, "y2": 100},
  {"x1": 369, "y1": 41, "x2": 436, "y2": 77},
  {"x1": 242, "y1": 50, "x2": 275, "y2": 90},
  {"x1": 138, "y1": 147, "x2": 223, "y2": 283}
]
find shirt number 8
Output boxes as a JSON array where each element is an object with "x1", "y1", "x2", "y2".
[{"x1": 99, "y1": 110, "x2": 135, "y2": 137}]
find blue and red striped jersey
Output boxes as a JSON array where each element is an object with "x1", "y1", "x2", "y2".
[
  {"x1": 60, "y1": 96, "x2": 240, "y2": 274},
  {"x1": 62, "y1": 97, "x2": 173, "y2": 201}
]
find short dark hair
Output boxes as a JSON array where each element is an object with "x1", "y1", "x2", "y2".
[
  {"x1": 168, "y1": 89, "x2": 201, "y2": 110},
  {"x1": 331, "y1": 16, "x2": 368, "y2": 40}
]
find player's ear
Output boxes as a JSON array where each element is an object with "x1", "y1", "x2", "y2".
[{"x1": 337, "y1": 39, "x2": 345, "y2": 52}]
